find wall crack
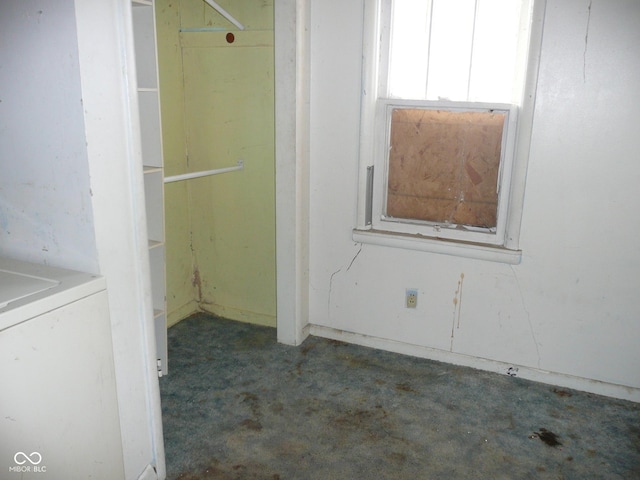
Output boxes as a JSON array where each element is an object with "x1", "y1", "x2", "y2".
[
  {"x1": 583, "y1": 0, "x2": 592, "y2": 83},
  {"x1": 328, "y1": 245, "x2": 365, "y2": 320},
  {"x1": 346, "y1": 245, "x2": 363, "y2": 271},
  {"x1": 510, "y1": 266, "x2": 541, "y2": 368},
  {"x1": 328, "y1": 267, "x2": 342, "y2": 320},
  {"x1": 450, "y1": 273, "x2": 465, "y2": 352}
]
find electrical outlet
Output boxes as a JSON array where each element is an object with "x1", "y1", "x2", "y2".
[{"x1": 405, "y1": 289, "x2": 418, "y2": 308}]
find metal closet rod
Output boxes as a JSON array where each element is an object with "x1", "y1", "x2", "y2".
[
  {"x1": 203, "y1": 0, "x2": 245, "y2": 30},
  {"x1": 164, "y1": 160, "x2": 244, "y2": 183}
]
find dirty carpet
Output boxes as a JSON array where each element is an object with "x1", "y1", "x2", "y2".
[{"x1": 160, "y1": 313, "x2": 640, "y2": 479}]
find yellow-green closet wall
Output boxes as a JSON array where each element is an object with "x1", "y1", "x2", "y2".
[{"x1": 156, "y1": 0, "x2": 276, "y2": 327}]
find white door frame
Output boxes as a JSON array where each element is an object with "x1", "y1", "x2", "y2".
[
  {"x1": 274, "y1": 0, "x2": 311, "y2": 346},
  {"x1": 75, "y1": 1, "x2": 165, "y2": 478}
]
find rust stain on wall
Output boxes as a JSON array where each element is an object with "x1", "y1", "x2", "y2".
[
  {"x1": 450, "y1": 272, "x2": 465, "y2": 351},
  {"x1": 192, "y1": 266, "x2": 203, "y2": 302}
]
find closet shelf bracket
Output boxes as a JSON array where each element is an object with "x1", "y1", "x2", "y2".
[{"x1": 164, "y1": 160, "x2": 244, "y2": 183}]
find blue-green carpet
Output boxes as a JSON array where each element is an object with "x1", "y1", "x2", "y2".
[{"x1": 160, "y1": 313, "x2": 640, "y2": 479}]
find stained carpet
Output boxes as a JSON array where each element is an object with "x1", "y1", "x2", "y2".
[{"x1": 160, "y1": 313, "x2": 640, "y2": 479}]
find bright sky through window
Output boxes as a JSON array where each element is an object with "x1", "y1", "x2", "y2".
[{"x1": 388, "y1": 0, "x2": 525, "y2": 103}]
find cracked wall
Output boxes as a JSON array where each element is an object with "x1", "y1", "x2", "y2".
[{"x1": 308, "y1": 0, "x2": 640, "y2": 398}]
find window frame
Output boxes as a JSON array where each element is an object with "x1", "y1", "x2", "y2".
[
  {"x1": 373, "y1": 99, "x2": 518, "y2": 246},
  {"x1": 354, "y1": 0, "x2": 547, "y2": 264}
]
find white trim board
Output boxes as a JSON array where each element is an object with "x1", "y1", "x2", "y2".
[
  {"x1": 136, "y1": 463, "x2": 158, "y2": 480},
  {"x1": 274, "y1": 0, "x2": 312, "y2": 346},
  {"x1": 309, "y1": 324, "x2": 640, "y2": 403}
]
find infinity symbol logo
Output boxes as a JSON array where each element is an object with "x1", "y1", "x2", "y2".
[{"x1": 14, "y1": 452, "x2": 42, "y2": 465}]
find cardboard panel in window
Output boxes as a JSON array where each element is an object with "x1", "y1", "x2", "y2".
[{"x1": 386, "y1": 108, "x2": 504, "y2": 229}]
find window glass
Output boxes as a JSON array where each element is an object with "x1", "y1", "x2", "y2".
[{"x1": 389, "y1": 0, "x2": 526, "y2": 103}]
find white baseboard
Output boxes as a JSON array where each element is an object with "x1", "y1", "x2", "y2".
[
  {"x1": 137, "y1": 463, "x2": 158, "y2": 480},
  {"x1": 308, "y1": 324, "x2": 640, "y2": 403},
  {"x1": 200, "y1": 303, "x2": 276, "y2": 328},
  {"x1": 167, "y1": 300, "x2": 200, "y2": 328}
]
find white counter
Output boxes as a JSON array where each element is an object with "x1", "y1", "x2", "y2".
[
  {"x1": 0, "y1": 257, "x2": 125, "y2": 479},
  {"x1": 0, "y1": 257, "x2": 106, "y2": 331}
]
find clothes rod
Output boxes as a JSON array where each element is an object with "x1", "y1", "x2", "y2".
[
  {"x1": 164, "y1": 160, "x2": 244, "y2": 183},
  {"x1": 203, "y1": 0, "x2": 245, "y2": 30}
]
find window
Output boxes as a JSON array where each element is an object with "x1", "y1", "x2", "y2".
[
  {"x1": 386, "y1": 105, "x2": 510, "y2": 230},
  {"x1": 355, "y1": 0, "x2": 545, "y2": 263}
]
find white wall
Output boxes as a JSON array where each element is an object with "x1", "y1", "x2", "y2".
[
  {"x1": 0, "y1": 0, "x2": 98, "y2": 273},
  {"x1": 307, "y1": 0, "x2": 640, "y2": 401}
]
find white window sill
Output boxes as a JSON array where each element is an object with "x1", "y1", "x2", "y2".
[{"x1": 352, "y1": 228, "x2": 522, "y2": 264}]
